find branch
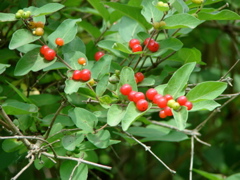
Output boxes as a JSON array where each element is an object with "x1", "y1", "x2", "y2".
[
  {"x1": 189, "y1": 136, "x2": 194, "y2": 180},
  {"x1": 124, "y1": 131, "x2": 176, "y2": 174},
  {"x1": 69, "y1": 155, "x2": 84, "y2": 180}
]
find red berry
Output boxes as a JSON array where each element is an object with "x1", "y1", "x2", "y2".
[
  {"x1": 177, "y1": 96, "x2": 188, "y2": 105},
  {"x1": 164, "y1": 94, "x2": 173, "y2": 101},
  {"x1": 44, "y1": 49, "x2": 56, "y2": 61},
  {"x1": 55, "y1": 38, "x2": 64, "y2": 46},
  {"x1": 135, "y1": 72, "x2": 144, "y2": 83},
  {"x1": 128, "y1": 91, "x2": 137, "y2": 101},
  {"x1": 80, "y1": 69, "x2": 91, "y2": 81},
  {"x1": 94, "y1": 51, "x2": 105, "y2": 61},
  {"x1": 159, "y1": 110, "x2": 167, "y2": 118},
  {"x1": 72, "y1": 70, "x2": 82, "y2": 81},
  {"x1": 129, "y1": 39, "x2": 141, "y2": 49},
  {"x1": 120, "y1": 84, "x2": 132, "y2": 96},
  {"x1": 152, "y1": 94, "x2": 163, "y2": 104},
  {"x1": 184, "y1": 101, "x2": 193, "y2": 110},
  {"x1": 146, "y1": 88, "x2": 158, "y2": 101},
  {"x1": 135, "y1": 76, "x2": 139, "y2": 83},
  {"x1": 136, "y1": 99, "x2": 148, "y2": 111},
  {"x1": 144, "y1": 38, "x2": 154, "y2": 46},
  {"x1": 133, "y1": 92, "x2": 145, "y2": 103},
  {"x1": 156, "y1": 97, "x2": 167, "y2": 108},
  {"x1": 147, "y1": 41, "x2": 160, "y2": 52},
  {"x1": 40, "y1": 45, "x2": 49, "y2": 55},
  {"x1": 132, "y1": 44, "x2": 142, "y2": 52},
  {"x1": 163, "y1": 107, "x2": 173, "y2": 116}
]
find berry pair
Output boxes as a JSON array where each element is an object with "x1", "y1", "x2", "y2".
[
  {"x1": 28, "y1": 21, "x2": 45, "y2": 36},
  {"x1": 120, "y1": 84, "x2": 148, "y2": 112},
  {"x1": 40, "y1": 45, "x2": 56, "y2": 61},
  {"x1": 129, "y1": 39, "x2": 142, "y2": 52},
  {"x1": 135, "y1": 72, "x2": 144, "y2": 84},
  {"x1": 72, "y1": 69, "x2": 91, "y2": 81},
  {"x1": 143, "y1": 38, "x2": 160, "y2": 52}
]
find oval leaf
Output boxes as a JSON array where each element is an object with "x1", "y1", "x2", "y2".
[
  {"x1": 107, "y1": 104, "x2": 126, "y2": 126},
  {"x1": 172, "y1": 106, "x2": 188, "y2": 130}
]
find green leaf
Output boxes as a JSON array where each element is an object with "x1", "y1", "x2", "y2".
[
  {"x1": 186, "y1": 81, "x2": 227, "y2": 102},
  {"x1": 226, "y1": 173, "x2": 240, "y2": 180},
  {"x1": 122, "y1": 102, "x2": 152, "y2": 131},
  {"x1": 104, "y1": 2, "x2": 151, "y2": 29},
  {"x1": 33, "y1": 3, "x2": 64, "y2": 16},
  {"x1": 91, "y1": 55, "x2": 112, "y2": 80},
  {"x1": 96, "y1": 74, "x2": 109, "y2": 97},
  {"x1": 87, "y1": 0, "x2": 110, "y2": 21},
  {"x1": 64, "y1": 79, "x2": 86, "y2": 95},
  {"x1": 64, "y1": 51, "x2": 88, "y2": 69},
  {"x1": 161, "y1": 38, "x2": 183, "y2": 51},
  {"x1": 60, "y1": 161, "x2": 88, "y2": 180},
  {"x1": 6, "y1": 82, "x2": 31, "y2": 103},
  {"x1": 47, "y1": 18, "x2": 82, "y2": 48},
  {"x1": 172, "y1": 106, "x2": 188, "y2": 130},
  {"x1": 9, "y1": 29, "x2": 41, "y2": 50},
  {"x1": 171, "y1": 0, "x2": 189, "y2": 13},
  {"x1": 62, "y1": 133, "x2": 84, "y2": 151},
  {"x1": 2, "y1": 139, "x2": 23, "y2": 152},
  {"x1": 191, "y1": 100, "x2": 220, "y2": 111},
  {"x1": 107, "y1": 104, "x2": 126, "y2": 126},
  {"x1": 164, "y1": 62, "x2": 196, "y2": 98},
  {"x1": 79, "y1": 21, "x2": 101, "y2": 39},
  {"x1": 98, "y1": 40, "x2": 128, "y2": 57},
  {"x1": 193, "y1": 169, "x2": 225, "y2": 180},
  {"x1": 86, "y1": 130, "x2": 111, "y2": 149},
  {"x1": 198, "y1": 10, "x2": 240, "y2": 20},
  {"x1": 34, "y1": 155, "x2": 55, "y2": 170},
  {"x1": 164, "y1": 13, "x2": 202, "y2": 29},
  {"x1": 99, "y1": 95, "x2": 112, "y2": 109},
  {"x1": 142, "y1": 131, "x2": 188, "y2": 142},
  {"x1": 78, "y1": 87, "x2": 96, "y2": 99},
  {"x1": 62, "y1": 36, "x2": 86, "y2": 54},
  {"x1": 14, "y1": 48, "x2": 56, "y2": 76},
  {"x1": 138, "y1": 77, "x2": 155, "y2": 86},
  {"x1": 0, "y1": 64, "x2": 10, "y2": 74},
  {"x1": 141, "y1": 0, "x2": 163, "y2": 23},
  {"x1": 112, "y1": 42, "x2": 132, "y2": 54},
  {"x1": 2, "y1": 101, "x2": 38, "y2": 115},
  {"x1": 69, "y1": 107, "x2": 98, "y2": 133},
  {"x1": 0, "y1": 13, "x2": 16, "y2": 22}
]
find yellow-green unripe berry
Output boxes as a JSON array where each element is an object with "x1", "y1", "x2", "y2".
[
  {"x1": 192, "y1": 0, "x2": 204, "y2": 5},
  {"x1": 17, "y1": 9, "x2": 24, "y2": 15},
  {"x1": 172, "y1": 102, "x2": 180, "y2": 110},
  {"x1": 15, "y1": 12, "x2": 22, "y2": 19},
  {"x1": 167, "y1": 99, "x2": 176, "y2": 108},
  {"x1": 156, "y1": 1, "x2": 169, "y2": 12},
  {"x1": 22, "y1": 11, "x2": 31, "y2": 19},
  {"x1": 153, "y1": 21, "x2": 166, "y2": 29}
]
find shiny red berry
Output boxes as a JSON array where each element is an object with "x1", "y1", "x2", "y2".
[
  {"x1": 55, "y1": 38, "x2": 64, "y2": 46},
  {"x1": 159, "y1": 110, "x2": 167, "y2": 118},
  {"x1": 177, "y1": 96, "x2": 188, "y2": 105},
  {"x1": 44, "y1": 49, "x2": 56, "y2": 61},
  {"x1": 72, "y1": 70, "x2": 82, "y2": 81},
  {"x1": 135, "y1": 72, "x2": 144, "y2": 83},
  {"x1": 40, "y1": 45, "x2": 49, "y2": 55},
  {"x1": 94, "y1": 51, "x2": 105, "y2": 61},
  {"x1": 156, "y1": 97, "x2": 167, "y2": 108},
  {"x1": 146, "y1": 88, "x2": 158, "y2": 101},
  {"x1": 120, "y1": 84, "x2": 132, "y2": 96},
  {"x1": 184, "y1": 101, "x2": 193, "y2": 110},
  {"x1": 152, "y1": 94, "x2": 163, "y2": 104},
  {"x1": 128, "y1": 91, "x2": 137, "y2": 101},
  {"x1": 132, "y1": 44, "x2": 142, "y2": 52},
  {"x1": 129, "y1": 39, "x2": 141, "y2": 49},
  {"x1": 147, "y1": 41, "x2": 160, "y2": 52},
  {"x1": 163, "y1": 107, "x2": 173, "y2": 116},
  {"x1": 136, "y1": 99, "x2": 148, "y2": 112},
  {"x1": 133, "y1": 92, "x2": 145, "y2": 103},
  {"x1": 144, "y1": 38, "x2": 154, "y2": 46},
  {"x1": 164, "y1": 94, "x2": 173, "y2": 101},
  {"x1": 80, "y1": 69, "x2": 91, "y2": 81}
]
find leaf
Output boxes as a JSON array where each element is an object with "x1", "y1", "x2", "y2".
[
  {"x1": 172, "y1": 106, "x2": 188, "y2": 130},
  {"x1": 62, "y1": 133, "x2": 84, "y2": 151},
  {"x1": 78, "y1": 87, "x2": 96, "y2": 99},
  {"x1": 9, "y1": 29, "x2": 41, "y2": 50},
  {"x1": 137, "y1": 77, "x2": 155, "y2": 86},
  {"x1": 104, "y1": 2, "x2": 151, "y2": 29},
  {"x1": 164, "y1": 62, "x2": 196, "y2": 98},
  {"x1": 141, "y1": 0, "x2": 163, "y2": 23},
  {"x1": 60, "y1": 161, "x2": 88, "y2": 180},
  {"x1": 0, "y1": 13, "x2": 16, "y2": 22},
  {"x1": 160, "y1": 38, "x2": 183, "y2": 51},
  {"x1": 198, "y1": 10, "x2": 240, "y2": 20},
  {"x1": 33, "y1": 3, "x2": 64, "y2": 16},
  {"x1": 193, "y1": 169, "x2": 225, "y2": 180},
  {"x1": 2, "y1": 139, "x2": 23, "y2": 152},
  {"x1": 14, "y1": 48, "x2": 56, "y2": 76},
  {"x1": 86, "y1": 130, "x2": 111, "y2": 149},
  {"x1": 142, "y1": 131, "x2": 188, "y2": 142},
  {"x1": 64, "y1": 51, "x2": 88, "y2": 70},
  {"x1": 69, "y1": 107, "x2": 98, "y2": 133},
  {"x1": 2, "y1": 101, "x2": 38, "y2": 115},
  {"x1": 164, "y1": 13, "x2": 202, "y2": 29},
  {"x1": 226, "y1": 173, "x2": 240, "y2": 180},
  {"x1": 112, "y1": 42, "x2": 132, "y2": 54},
  {"x1": 96, "y1": 74, "x2": 109, "y2": 97},
  {"x1": 186, "y1": 81, "x2": 227, "y2": 102},
  {"x1": 62, "y1": 36, "x2": 86, "y2": 54},
  {"x1": 6, "y1": 82, "x2": 31, "y2": 103},
  {"x1": 171, "y1": 0, "x2": 189, "y2": 13},
  {"x1": 0, "y1": 64, "x2": 10, "y2": 74},
  {"x1": 122, "y1": 102, "x2": 152, "y2": 131},
  {"x1": 79, "y1": 21, "x2": 101, "y2": 39},
  {"x1": 99, "y1": 95, "x2": 112, "y2": 109},
  {"x1": 64, "y1": 79, "x2": 86, "y2": 95},
  {"x1": 47, "y1": 18, "x2": 82, "y2": 48},
  {"x1": 91, "y1": 55, "x2": 112, "y2": 80},
  {"x1": 191, "y1": 100, "x2": 220, "y2": 111},
  {"x1": 107, "y1": 104, "x2": 126, "y2": 126},
  {"x1": 87, "y1": 0, "x2": 110, "y2": 20}
]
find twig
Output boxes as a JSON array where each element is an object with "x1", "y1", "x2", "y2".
[
  {"x1": 124, "y1": 131, "x2": 176, "y2": 174},
  {"x1": 41, "y1": 152, "x2": 112, "y2": 170},
  {"x1": 11, "y1": 155, "x2": 35, "y2": 180},
  {"x1": 0, "y1": 118, "x2": 12, "y2": 131},
  {"x1": 95, "y1": 123, "x2": 108, "y2": 133},
  {"x1": 69, "y1": 155, "x2": 84, "y2": 180},
  {"x1": 219, "y1": 59, "x2": 240, "y2": 82},
  {"x1": 194, "y1": 135, "x2": 211, "y2": 147},
  {"x1": 189, "y1": 136, "x2": 194, "y2": 180}
]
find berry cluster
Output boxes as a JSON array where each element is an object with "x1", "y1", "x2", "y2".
[
  {"x1": 144, "y1": 38, "x2": 160, "y2": 52},
  {"x1": 129, "y1": 39, "x2": 142, "y2": 52},
  {"x1": 40, "y1": 45, "x2": 56, "y2": 61},
  {"x1": 94, "y1": 51, "x2": 105, "y2": 61},
  {"x1": 15, "y1": 9, "x2": 31, "y2": 19},
  {"x1": 72, "y1": 69, "x2": 91, "y2": 82},
  {"x1": 28, "y1": 21, "x2": 45, "y2": 36},
  {"x1": 135, "y1": 72, "x2": 144, "y2": 84}
]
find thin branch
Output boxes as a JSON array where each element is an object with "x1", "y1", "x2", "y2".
[
  {"x1": 69, "y1": 155, "x2": 84, "y2": 180},
  {"x1": 11, "y1": 155, "x2": 35, "y2": 180},
  {"x1": 95, "y1": 123, "x2": 108, "y2": 133},
  {"x1": 0, "y1": 118, "x2": 12, "y2": 131},
  {"x1": 219, "y1": 59, "x2": 240, "y2": 81},
  {"x1": 194, "y1": 135, "x2": 211, "y2": 147},
  {"x1": 124, "y1": 131, "x2": 176, "y2": 174},
  {"x1": 189, "y1": 136, "x2": 194, "y2": 180}
]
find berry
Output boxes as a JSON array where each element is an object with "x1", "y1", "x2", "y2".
[
  {"x1": 33, "y1": 27, "x2": 44, "y2": 36},
  {"x1": 147, "y1": 41, "x2": 160, "y2": 52},
  {"x1": 153, "y1": 21, "x2": 166, "y2": 29},
  {"x1": 135, "y1": 72, "x2": 144, "y2": 83},
  {"x1": 152, "y1": 94, "x2": 163, "y2": 104},
  {"x1": 88, "y1": 78, "x2": 95, "y2": 86},
  {"x1": 136, "y1": 99, "x2": 148, "y2": 112},
  {"x1": 15, "y1": 12, "x2": 22, "y2": 19},
  {"x1": 28, "y1": 21, "x2": 36, "y2": 29},
  {"x1": 177, "y1": 96, "x2": 188, "y2": 105},
  {"x1": 78, "y1": 57, "x2": 87, "y2": 65},
  {"x1": 129, "y1": 39, "x2": 141, "y2": 49},
  {"x1": 146, "y1": 88, "x2": 158, "y2": 101},
  {"x1": 22, "y1": 11, "x2": 31, "y2": 19},
  {"x1": 17, "y1": 9, "x2": 24, "y2": 16},
  {"x1": 172, "y1": 102, "x2": 181, "y2": 110},
  {"x1": 156, "y1": 1, "x2": 170, "y2": 12},
  {"x1": 72, "y1": 70, "x2": 82, "y2": 81},
  {"x1": 167, "y1": 99, "x2": 176, "y2": 108},
  {"x1": 133, "y1": 92, "x2": 145, "y2": 103},
  {"x1": 164, "y1": 94, "x2": 173, "y2": 101},
  {"x1": 156, "y1": 97, "x2": 167, "y2": 108},
  {"x1": 35, "y1": 21, "x2": 44, "y2": 28},
  {"x1": 40, "y1": 45, "x2": 49, "y2": 55},
  {"x1": 128, "y1": 91, "x2": 137, "y2": 101},
  {"x1": 44, "y1": 49, "x2": 56, "y2": 61},
  {"x1": 55, "y1": 38, "x2": 64, "y2": 46},
  {"x1": 80, "y1": 69, "x2": 91, "y2": 81},
  {"x1": 144, "y1": 38, "x2": 154, "y2": 46},
  {"x1": 163, "y1": 107, "x2": 173, "y2": 116},
  {"x1": 191, "y1": 0, "x2": 203, "y2": 5},
  {"x1": 94, "y1": 51, "x2": 105, "y2": 61},
  {"x1": 159, "y1": 110, "x2": 167, "y2": 118},
  {"x1": 184, "y1": 101, "x2": 193, "y2": 110},
  {"x1": 132, "y1": 44, "x2": 142, "y2": 52},
  {"x1": 120, "y1": 84, "x2": 132, "y2": 96}
]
